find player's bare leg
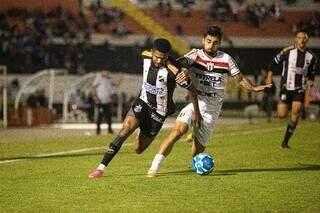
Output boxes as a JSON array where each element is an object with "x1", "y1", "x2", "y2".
[
  {"x1": 134, "y1": 131, "x2": 155, "y2": 154},
  {"x1": 281, "y1": 101, "x2": 302, "y2": 148},
  {"x1": 159, "y1": 121, "x2": 189, "y2": 156},
  {"x1": 191, "y1": 138, "x2": 205, "y2": 157},
  {"x1": 147, "y1": 121, "x2": 189, "y2": 177},
  {"x1": 89, "y1": 116, "x2": 139, "y2": 178},
  {"x1": 277, "y1": 103, "x2": 288, "y2": 119}
]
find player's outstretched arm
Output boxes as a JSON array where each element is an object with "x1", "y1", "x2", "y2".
[
  {"x1": 266, "y1": 70, "x2": 273, "y2": 85},
  {"x1": 234, "y1": 73, "x2": 272, "y2": 92}
]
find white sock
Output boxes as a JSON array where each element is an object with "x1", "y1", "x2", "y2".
[
  {"x1": 149, "y1": 154, "x2": 165, "y2": 172},
  {"x1": 97, "y1": 163, "x2": 106, "y2": 172}
]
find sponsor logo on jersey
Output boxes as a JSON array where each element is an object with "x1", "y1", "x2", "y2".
[
  {"x1": 158, "y1": 75, "x2": 165, "y2": 83},
  {"x1": 196, "y1": 73, "x2": 222, "y2": 82},
  {"x1": 151, "y1": 112, "x2": 163, "y2": 123},
  {"x1": 143, "y1": 82, "x2": 165, "y2": 95},
  {"x1": 195, "y1": 56, "x2": 229, "y2": 69},
  {"x1": 134, "y1": 104, "x2": 142, "y2": 113},
  {"x1": 207, "y1": 63, "x2": 215, "y2": 71},
  {"x1": 294, "y1": 67, "x2": 307, "y2": 75},
  {"x1": 107, "y1": 147, "x2": 115, "y2": 154},
  {"x1": 196, "y1": 73, "x2": 222, "y2": 87}
]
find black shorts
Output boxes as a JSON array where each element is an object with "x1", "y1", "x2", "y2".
[
  {"x1": 279, "y1": 88, "x2": 305, "y2": 104},
  {"x1": 126, "y1": 98, "x2": 165, "y2": 138}
]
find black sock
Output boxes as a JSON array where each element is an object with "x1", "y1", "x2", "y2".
[
  {"x1": 101, "y1": 135, "x2": 125, "y2": 167},
  {"x1": 283, "y1": 123, "x2": 296, "y2": 144}
]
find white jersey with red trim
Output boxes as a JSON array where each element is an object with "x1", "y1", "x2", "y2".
[
  {"x1": 175, "y1": 49, "x2": 240, "y2": 145},
  {"x1": 183, "y1": 48, "x2": 240, "y2": 101}
]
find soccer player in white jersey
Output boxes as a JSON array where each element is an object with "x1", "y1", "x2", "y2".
[
  {"x1": 147, "y1": 26, "x2": 272, "y2": 177},
  {"x1": 88, "y1": 38, "x2": 202, "y2": 178}
]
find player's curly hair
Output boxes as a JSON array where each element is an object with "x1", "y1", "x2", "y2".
[
  {"x1": 204, "y1": 26, "x2": 222, "y2": 40},
  {"x1": 153, "y1": 38, "x2": 171, "y2": 53}
]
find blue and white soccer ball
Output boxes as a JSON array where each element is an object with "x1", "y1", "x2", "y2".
[{"x1": 192, "y1": 153, "x2": 215, "y2": 175}]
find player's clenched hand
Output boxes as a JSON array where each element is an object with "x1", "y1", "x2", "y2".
[
  {"x1": 192, "y1": 112, "x2": 203, "y2": 129},
  {"x1": 253, "y1": 83, "x2": 273, "y2": 92},
  {"x1": 175, "y1": 68, "x2": 189, "y2": 85}
]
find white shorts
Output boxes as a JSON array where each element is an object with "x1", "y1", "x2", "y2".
[{"x1": 176, "y1": 98, "x2": 223, "y2": 147}]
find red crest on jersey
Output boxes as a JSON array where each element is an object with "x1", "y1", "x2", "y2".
[{"x1": 195, "y1": 56, "x2": 229, "y2": 70}]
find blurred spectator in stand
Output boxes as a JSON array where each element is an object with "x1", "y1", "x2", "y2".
[
  {"x1": 91, "y1": 70, "x2": 114, "y2": 135},
  {"x1": 26, "y1": 88, "x2": 48, "y2": 108},
  {"x1": 26, "y1": 90, "x2": 40, "y2": 108},
  {"x1": 244, "y1": 3, "x2": 270, "y2": 28},
  {"x1": 71, "y1": 89, "x2": 85, "y2": 109},
  {"x1": 223, "y1": 34, "x2": 234, "y2": 47},
  {"x1": 158, "y1": 0, "x2": 172, "y2": 17},
  {"x1": 270, "y1": 3, "x2": 284, "y2": 22},
  {"x1": 86, "y1": 90, "x2": 96, "y2": 122},
  {"x1": 0, "y1": 5, "x2": 125, "y2": 73},
  {"x1": 77, "y1": 62, "x2": 86, "y2": 75},
  {"x1": 283, "y1": 0, "x2": 296, "y2": 5},
  {"x1": 8, "y1": 78, "x2": 20, "y2": 103},
  {"x1": 245, "y1": 4, "x2": 260, "y2": 28},
  {"x1": 181, "y1": 5, "x2": 191, "y2": 17},
  {"x1": 143, "y1": 36, "x2": 153, "y2": 50},
  {"x1": 293, "y1": 11, "x2": 320, "y2": 37},
  {"x1": 204, "y1": 0, "x2": 236, "y2": 22},
  {"x1": 64, "y1": 53, "x2": 73, "y2": 73},
  {"x1": 175, "y1": 24, "x2": 184, "y2": 35},
  {"x1": 112, "y1": 23, "x2": 132, "y2": 37},
  {"x1": 37, "y1": 88, "x2": 48, "y2": 107},
  {"x1": 236, "y1": 0, "x2": 245, "y2": 5}
]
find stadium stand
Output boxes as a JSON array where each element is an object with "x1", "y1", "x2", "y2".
[{"x1": 0, "y1": 0, "x2": 319, "y2": 126}]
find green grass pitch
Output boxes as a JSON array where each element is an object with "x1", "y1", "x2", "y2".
[{"x1": 0, "y1": 120, "x2": 319, "y2": 212}]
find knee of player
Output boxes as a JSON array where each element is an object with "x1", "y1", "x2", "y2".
[
  {"x1": 134, "y1": 146, "x2": 143, "y2": 154},
  {"x1": 171, "y1": 128, "x2": 184, "y2": 140},
  {"x1": 277, "y1": 113, "x2": 286, "y2": 119},
  {"x1": 118, "y1": 125, "x2": 132, "y2": 137},
  {"x1": 292, "y1": 109, "x2": 302, "y2": 116}
]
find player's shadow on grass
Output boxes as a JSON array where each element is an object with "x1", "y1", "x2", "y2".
[
  {"x1": 0, "y1": 151, "x2": 112, "y2": 161},
  {"x1": 114, "y1": 170, "x2": 235, "y2": 178},
  {"x1": 2, "y1": 152, "x2": 320, "y2": 177},
  {"x1": 121, "y1": 164, "x2": 320, "y2": 177},
  {"x1": 157, "y1": 170, "x2": 235, "y2": 177},
  {"x1": 139, "y1": 164, "x2": 320, "y2": 177},
  {"x1": 216, "y1": 164, "x2": 320, "y2": 174}
]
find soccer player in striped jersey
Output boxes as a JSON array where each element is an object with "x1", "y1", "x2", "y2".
[
  {"x1": 266, "y1": 31, "x2": 318, "y2": 148},
  {"x1": 147, "y1": 26, "x2": 272, "y2": 177},
  {"x1": 88, "y1": 38, "x2": 202, "y2": 178}
]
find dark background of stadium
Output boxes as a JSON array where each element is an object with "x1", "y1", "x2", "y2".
[{"x1": 2, "y1": 45, "x2": 319, "y2": 75}]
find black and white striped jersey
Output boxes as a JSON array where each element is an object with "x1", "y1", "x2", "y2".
[
  {"x1": 138, "y1": 50, "x2": 191, "y2": 116},
  {"x1": 269, "y1": 46, "x2": 318, "y2": 91}
]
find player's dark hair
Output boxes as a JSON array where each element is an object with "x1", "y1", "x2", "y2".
[
  {"x1": 204, "y1": 26, "x2": 222, "y2": 40},
  {"x1": 153, "y1": 38, "x2": 171, "y2": 53}
]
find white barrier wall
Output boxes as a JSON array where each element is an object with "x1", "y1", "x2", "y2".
[{"x1": 3, "y1": 73, "x2": 320, "y2": 103}]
